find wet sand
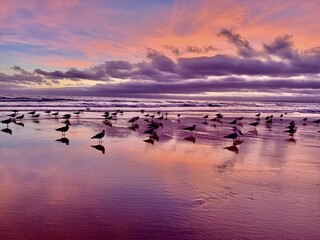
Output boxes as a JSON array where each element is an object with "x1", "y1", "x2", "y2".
[{"x1": 0, "y1": 111, "x2": 320, "y2": 240}]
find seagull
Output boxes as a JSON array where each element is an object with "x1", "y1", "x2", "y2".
[
  {"x1": 314, "y1": 119, "x2": 320, "y2": 124},
  {"x1": 62, "y1": 114, "x2": 71, "y2": 119},
  {"x1": 183, "y1": 125, "x2": 196, "y2": 132},
  {"x1": 91, "y1": 130, "x2": 105, "y2": 143},
  {"x1": 52, "y1": 111, "x2": 59, "y2": 117},
  {"x1": 224, "y1": 129, "x2": 243, "y2": 144},
  {"x1": 229, "y1": 118, "x2": 237, "y2": 125},
  {"x1": 284, "y1": 127, "x2": 298, "y2": 137},
  {"x1": 55, "y1": 124, "x2": 69, "y2": 136},
  {"x1": 249, "y1": 121, "x2": 259, "y2": 128},
  {"x1": 16, "y1": 114, "x2": 24, "y2": 120},
  {"x1": 1, "y1": 118, "x2": 11, "y2": 128}
]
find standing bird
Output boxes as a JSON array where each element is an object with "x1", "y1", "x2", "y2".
[
  {"x1": 91, "y1": 130, "x2": 105, "y2": 143},
  {"x1": 1, "y1": 118, "x2": 12, "y2": 128},
  {"x1": 183, "y1": 125, "x2": 196, "y2": 132},
  {"x1": 55, "y1": 124, "x2": 69, "y2": 137}
]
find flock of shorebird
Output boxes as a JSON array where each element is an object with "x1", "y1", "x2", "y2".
[{"x1": 1, "y1": 108, "x2": 320, "y2": 153}]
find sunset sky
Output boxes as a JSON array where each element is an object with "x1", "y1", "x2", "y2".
[{"x1": 1, "y1": 0, "x2": 320, "y2": 99}]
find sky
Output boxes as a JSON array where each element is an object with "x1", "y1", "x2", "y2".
[{"x1": 1, "y1": 0, "x2": 320, "y2": 99}]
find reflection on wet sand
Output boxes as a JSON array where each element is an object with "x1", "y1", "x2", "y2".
[
  {"x1": 1, "y1": 128, "x2": 12, "y2": 135},
  {"x1": 224, "y1": 145, "x2": 239, "y2": 154},
  {"x1": 56, "y1": 137, "x2": 70, "y2": 145},
  {"x1": 91, "y1": 144, "x2": 105, "y2": 154},
  {"x1": 184, "y1": 135, "x2": 196, "y2": 143}
]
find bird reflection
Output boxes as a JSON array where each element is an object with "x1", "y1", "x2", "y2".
[
  {"x1": 1, "y1": 128, "x2": 12, "y2": 135},
  {"x1": 91, "y1": 144, "x2": 105, "y2": 154},
  {"x1": 143, "y1": 138, "x2": 154, "y2": 144},
  {"x1": 56, "y1": 137, "x2": 70, "y2": 145},
  {"x1": 184, "y1": 135, "x2": 196, "y2": 143},
  {"x1": 224, "y1": 145, "x2": 239, "y2": 154},
  {"x1": 286, "y1": 138, "x2": 297, "y2": 143},
  {"x1": 249, "y1": 129, "x2": 258, "y2": 135},
  {"x1": 15, "y1": 122, "x2": 25, "y2": 127},
  {"x1": 128, "y1": 123, "x2": 139, "y2": 131}
]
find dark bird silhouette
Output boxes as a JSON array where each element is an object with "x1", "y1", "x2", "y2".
[
  {"x1": 52, "y1": 111, "x2": 59, "y2": 117},
  {"x1": 103, "y1": 120, "x2": 113, "y2": 127},
  {"x1": 62, "y1": 114, "x2": 71, "y2": 119},
  {"x1": 28, "y1": 111, "x2": 36, "y2": 115},
  {"x1": 224, "y1": 145, "x2": 239, "y2": 154},
  {"x1": 229, "y1": 118, "x2": 237, "y2": 125},
  {"x1": 284, "y1": 127, "x2": 298, "y2": 137},
  {"x1": 184, "y1": 135, "x2": 196, "y2": 143},
  {"x1": 143, "y1": 138, "x2": 154, "y2": 145},
  {"x1": 45, "y1": 110, "x2": 51, "y2": 114},
  {"x1": 314, "y1": 119, "x2": 320, "y2": 124},
  {"x1": 91, "y1": 145, "x2": 105, "y2": 154},
  {"x1": 255, "y1": 113, "x2": 261, "y2": 117},
  {"x1": 56, "y1": 137, "x2": 70, "y2": 145},
  {"x1": 91, "y1": 130, "x2": 105, "y2": 143},
  {"x1": 1, "y1": 128, "x2": 12, "y2": 135},
  {"x1": 149, "y1": 132, "x2": 160, "y2": 142},
  {"x1": 8, "y1": 113, "x2": 16, "y2": 118},
  {"x1": 128, "y1": 116, "x2": 139, "y2": 123},
  {"x1": 1, "y1": 118, "x2": 11, "y2": 128},
  {"x1": 183, "y1": 125, "x2": 196, "y2": 132},
  {"x1": 249, "y1": 121, "x2": 259, "y2": 127},
  {"x1": 16, "y1": 114, "x2": 24, "y2": 120},
  {"x1": 55, "y1": 124, "x2": 69, "y2": 136}
]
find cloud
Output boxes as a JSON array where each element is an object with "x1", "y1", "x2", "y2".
[
  {"x1": 263, "y1": 34, "x2": 297, "y2": 59},
  {"x1": 1, "y1": 31, "x2": 320, "y2": 98},
  {"x1": 217, "y1": 29, "x2": 256, "y2": 58},
  {"x1": 163, "y1": 45, "x2": 217, "y2": 56}
]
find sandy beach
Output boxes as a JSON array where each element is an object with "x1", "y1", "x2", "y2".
[{"x1": 0, "y1": 108, "x2": 319, "y2": 240}]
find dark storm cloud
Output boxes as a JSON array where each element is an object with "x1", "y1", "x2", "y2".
[
  {"x1": 1, "y1": 31, "x2": 320, "y2": 97},
  {"x1": 217, "y1": 29, "x2": 256, "y2": 58},
  {"x1": 263, "y1": 34, "x2": 297, "y2": 59}
]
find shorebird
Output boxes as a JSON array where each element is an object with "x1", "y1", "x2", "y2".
[
  {"x1": 216, "y1": 113, "x2": 223, "y2": 119},
  {"x1": 45, "y1": 110, "x2": 51, "y2": 114},
  {"x1": 284, "y1": 127, "x2": 298, "y2": 137},
  {"x1": 73, "y1": 111, "x2": 81, "y2": 116},
  {"x1": 224, "y1": 129, "x2": 243, "y2": 144},
  {"x1": 1, "y1": 118, "x2": 11, "y2": 128},
  {"x1": 229, "y1": 118, "x2": 237, "y2": 125},
  {"x1": 8, "y1": 113, "x2": 17, "y2": 118},
  {"x1": 55, "y1": 124, "x2": 69, "y2": 136},
  {"x1": 28, "y1": 111, "x2": 36, "y2": 115},
  {"x1": 52, "y1": 111, "x2": 59, "y2": 117},
  {"x1": 128, "y1": 116, "x2": 139, "y2": 123},
  {"x1": 16, "y1": 114, "x2": 24, "y2": 120},
  {"x1": 91, "y1": 130, "x2": 105, "y2": 143},
  {"x1": 183, "y1": 125, "x2": 196, "y2": 132},
  {"x1": 255, "y1": 113, "x2": 261, "y2": 117},
  {"x1": 314, "y1": 119, "x2": 320, "y2": 124},
  {"x1": 62, "y1": 114, "x2": 71, "y2": 119},
  {"x1": 249, "y1": 121, "x2": 260, "y2": 129}
]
